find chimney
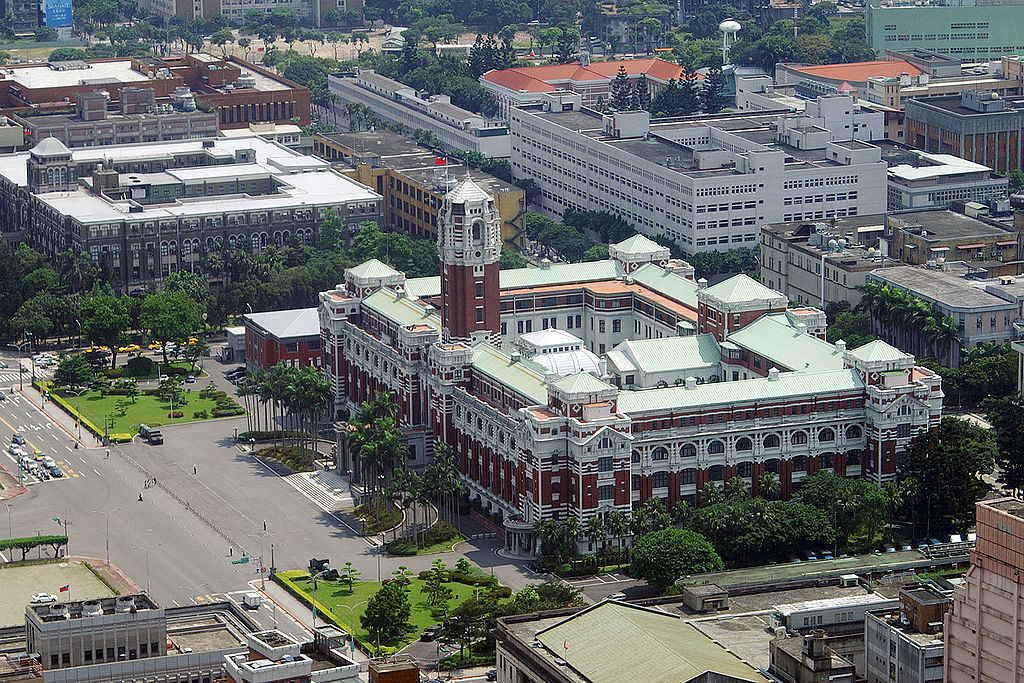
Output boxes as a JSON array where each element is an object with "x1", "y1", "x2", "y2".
[
  {"x1": 697, "y1": 277, "x2": 708, "y2": 289},
  {"x1": 510, "y1": 351, "x2": 522, "y2": 364},
  {"x1": 768, "y1": 367, "x2": 780, "y2": 381},
  {"x1": 540, "y1": 258, "x2": 551, "y2": 270},
  {"x1": 685, "y1": 376, "x2": 697, "y2": 389},
  {"x1": 835, "y1": 339, "x2": 846, "y2": 352}
]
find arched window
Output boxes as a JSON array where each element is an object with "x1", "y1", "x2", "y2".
[
  {"x1": 206, "y1": 237, "x2": 216, "y2": 251},
  {"x1": 681, "y1": 444, "x2": 696, "y2": 459},
  {"x1": 471, "y1": 220, "x2": 482, "y2": 242},
  {"x1": 764, "y1": 458, "x2": 780, "y2": 474},
  {"x1": 708, "y1": 440, "x2": 725, "y2": 455},
  {"x1": 819, "y1": 428, "x2": 836, "y2": 442},
  {"x1": 792, "y1": 431, "x2": 808, "y2": 445},
  {"x1": 737, "y1": 462, "x2": 753, "y2": 478},
  {"x1": 846, "y1": 451, "x2": 861, "y2": 466},
  {"x1": 763, "y1": 434, "x2": 780, "y2": 449},
  {"x1": 652, "y1": 447, "x2": 668, "y2": 461},
  {"x1": 630, "y1": 450, "x2": 640, "y2": 464},
  {"x1": 709, "y1": 465, "x2": 725, "y2": 481},
  {"x1": 653, "y1": 471, "x2": 669, "y2": 488},
  {"x1": 736, "y1": 437, "x2": 753, "y2": 451},
  {"x1": 792, "y1": 455, "x2": 808, "y2": 472},
  {"x1": 846, "y1": 425, "x2": 862, "y2": 439},
  {"x1": 228, "y1": 235, "x2": 237, "y2": 249},
  {"x1": 820, "y1": 453, "x2": 834, "y2": 469}
]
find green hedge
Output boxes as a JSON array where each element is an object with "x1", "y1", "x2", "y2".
[
  {"x1": 43, "y1": 382, "x2": 133, "y2": 443},
  {"x1": 238, "y1": 430, "x2": 299, "y2": 441}
]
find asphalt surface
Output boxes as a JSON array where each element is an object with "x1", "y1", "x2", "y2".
[{"x1": 0, "y1": 354, "x2": 547, "y2": 646}]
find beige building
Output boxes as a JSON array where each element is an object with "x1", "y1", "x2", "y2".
[
  {"x1": 945, "y1": 498, "x2": 1024, "y2": 682},
  {"x1": 886, "y1": 209, "x2": 1023, "y2": 277},
  {"x1": 760, "y1": 216, "x2": 888, "y2": 309}
]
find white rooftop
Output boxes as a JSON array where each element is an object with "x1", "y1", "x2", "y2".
[
  {"x1": 7, "y1": 60, "x2": 151, "y2": 89},
  {"x1": 888, "y1": 152, "x2": 993, "y2": 181},
  {"x1": 244, "y1": 307, "x2": 320, "y2": 339}
]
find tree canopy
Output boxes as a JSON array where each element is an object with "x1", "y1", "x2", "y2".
[{"x1": 630, "y1": 527, "x2": 723, "y2": 587}]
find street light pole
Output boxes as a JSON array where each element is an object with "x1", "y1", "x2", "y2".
[
  {"x1": 331, "y1": 601, "x2": 367, "y2": 656},
  {"x1": 5, "y1": 504, "x2": 12, "y2": 545}
]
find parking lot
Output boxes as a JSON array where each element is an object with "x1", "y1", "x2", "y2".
[{"x1": 562, "y1": 571, "x2": 659, "y2": 603}]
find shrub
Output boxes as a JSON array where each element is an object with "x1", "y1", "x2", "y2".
[
  {"x1": 163, "y1": 366, "x2": 188, "y2": 376},
  {"x1": 386, "y1": 542, "x2": 417, "y2": 556},
  {"x1": 487, "y1": 586, "x2": 512, "y2": 599},
  {"x1": 212, "y1": 407, "x2": 245, "y2": 417},
  {"x1": 101, "y1": 368, "x2": 124, "y2": 378},
  {"x1": 125, "y1": 356, "x2": 155, "y2": 377},
  {"x1": 417, "y1": 570, "x2": 431, "y2": 580},
  {"x1": 449, "y1": 571, "x2": 491, "y2": 587},
  {"x1": 168, "y1": 411, "x2": 184, "y2": 418},
  {"x1": 238, "y1": 430, "x2": 299, "y2": 441},
  {"x1": 193, "y1": 410, "x2": 209, "y2": 419}
]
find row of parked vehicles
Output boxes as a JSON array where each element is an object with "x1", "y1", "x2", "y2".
[{"x1": 9, "y1": 434, "x2": 62, "y2": 480}]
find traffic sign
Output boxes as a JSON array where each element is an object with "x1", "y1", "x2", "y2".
[
  {"x1": 231, "y1": 557, "x2": 250, "y2": 564},
  {"x1": 261, "y1": 567, "x2": 267, "y2": 573}
]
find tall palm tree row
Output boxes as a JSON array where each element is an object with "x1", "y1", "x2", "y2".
[
  {"x1": 239, "y1": 362, "x2": 332, "y2": 467},
  {"x1": 857, "y1": 281, "x2": 962, "y2": 365}
]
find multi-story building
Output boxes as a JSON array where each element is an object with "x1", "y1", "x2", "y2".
[
  {"x1": 904, "y1": 91, "x2": 1024, "y2": 173},
  {"x1": 864, "y1": 584, "x2": 948, "y2": 683},
  {"x1": 866, "y1": 0, "x2": 1024, "y2": 62},
  {"x1": 769, "y1": 630, "x2": 857, "y2": 683},
  {"x1": 509, "y1": 100, "x2": 887, "y2": 254},
  {"x1": 244, "y1": 308, "x2": 323, "y2": 371},
  {"x1": 319, "y1": 179, "x2": 943, "y2": 552},
  {"x1": 775, "y1": 60, "x2": 927, "y2": 99},
  {"x1": 867, "y1": 265, "x2": 1024, "y2": 364},
  {"x1": 945, "y1": 498, "x2": 1024, "y2": 682},
  {"x1": 328, "y1": 70, "x2": 510, "y2": 157},
  {"x1": 886, "y1": 151, "x2": 1008, "y2": 210},
  {"x1": 137, "y1": 0, "x2": 358, "y2": 28},
  {"x1": 222, "y1": 628, "x2": 360, "y2": 683},
  {"x1": 760, "y1": 215, "x2": 888, "y2": 309},
  {"x1": 0, "y1": 55, "x2": 310, "y2": 130},
  {"x1": 493, "y1": 600, "x2": 769, "y2": 683},
  {"x1": 480, "y1": 58, "x2": 696, "y2": 120},
  {"x1": 0, "y1": 135, "x2": 381, "y2": 288},
  {"x1": 13, "y1": 87, "x2": 219, "y2": 149},
  {"x1": 312, "y1": 129, "x2": 526, "y2": 249},
  {"x1": 18, "y1": 594, "x2": 256, "y2": 683},
  {"x1": 886, "y1": 209, "x2": 1022, "y2": 272}
]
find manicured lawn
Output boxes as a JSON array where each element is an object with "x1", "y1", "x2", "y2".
[
  {"x1": 48, "y1": 386, "x2": 240, "y2": 436},
  {"x1": 277, "y1": 570, "x2": 493, "y2": 653}
]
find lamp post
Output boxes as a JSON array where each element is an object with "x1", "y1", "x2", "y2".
[
  {"x1": 377, "y1": 531, "x2": 385, "y2": 582},
  {"x1": 8, "y1": 341, "x2": 30, "y2": 390},
  {"x1": 65, "y1": 389, "x2": 84, "y2": 439},
  {"x1": 74, "y1": 320, "x2": 82, "y2": 354},
  {"x1": 96, "y1": 508, "x2": 121, "y2": 566},
  {"x1": 330, "y1": 601, "x2": 367, "y2": 656}
]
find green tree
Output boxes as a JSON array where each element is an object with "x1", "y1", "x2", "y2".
[
  {"x1": 82, "y1": 295, "x2": 130, "y2": 369},
  {"x1": 49, "y1": 47, "x2": 87, "y2": 61},
  {"x1": 210, "y1": 28, "x2": 233, "y2": 55},
  {"x1": 984, "y1": 395, "x2": 1024, "y2": 494},
  {"x1": 34, "y1": 26, "x2": 57, "y2": 41},
  {"x1": 424, "y1": 558, "x2": 454, "y2": 606},
  {"x1": 360, "y1": 581, "x2": 411, "y2": 646},
  {"x1": 499, "y1": 248, "x2": 528, "y2": 269},
  {"x1": 630, "y1": 528, "x2": 723, "y2": 588},
  {"x1": 163, "y1": 270, "x2": 207, "y2": 304},
  {"x1": 341, "y1": 560, "x2": 361, "y2": 592},
  {"x1": 141, "y1": 290, "x2": 203, "y2": 366},
  {"x1": 701, "y1": 65, "x2": 727, "y2": 113},
  {"x1": 52, "y1": 354, "x2": 93, "y2": 390},
  {"x1": 610, "y1": 65, "x2": 632, "y2": 110},
  {"x1": 901, "y1": 416, "x2": 997, "y2": 537}
]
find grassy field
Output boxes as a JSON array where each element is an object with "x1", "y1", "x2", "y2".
[
  {"x1": 0, "y1": 561, "x2": 115, "y2": 627},
  {"x1": 49, "y1": 386, "x2": 240, "y2": 435},
  {"x1": 277, "y1": 570, "x2": 491, "y2": 653}
]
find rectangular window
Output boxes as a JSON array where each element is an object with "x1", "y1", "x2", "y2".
[
  {"x1": 598, "y1": 456, "x2": 613, "y2": 472},
  {"x1": 476, "y1": 307, "x2": 484, "y2": 323},
  {"x1": 285, "y1": 342, "x2": 298, "y2": 353},
  {"x1": 599, "y1": 319, "x2": 606, "y2": 333},
  {"x1": 612, "y1": 318, "x2": 621, "y2": 333},
  {"x1": 598, "y1": 484, "x2": 614, "y2": 500},
  {"x1": 476, "y1": 282, "x2": 484, "y2": 298}
]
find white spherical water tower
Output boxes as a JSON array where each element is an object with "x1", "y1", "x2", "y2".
[{"x1": 719, "y1": 18, "x2": 741, "y2": 65}]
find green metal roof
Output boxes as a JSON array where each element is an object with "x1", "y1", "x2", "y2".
[
  {"x1": 727, "y1": 314, "x2": 845, "y2": 372},
  {"x1": 471, "y1": 343, "x2": 548, "y2": 405},
  {"x1": 405, "y1": 276, "x2": 441, "y2": 299},
  {"x1": 535, "y1": 601, "x2": 768, "y2": 683},
  {"x1": 612, "y1": 234, "x2": 666, "y2": 255},
  {"x1": 617, "y1": 368, "x2": 864, "y2": 415},
  {"x1": 629, "y1": 263, "x2": 698, "y2": 308},
  {"x1": 702, "y1": 274, "x2": 783, "y2": 304},
  {"x1": 847, "y1": 339, "x2": 910, "y2": 363},
  {"x1": 551, "y1": 371, "x2": 614, "y2": 395},
  {"x1": 361, "y1": 289, "x2": 440, "y2": 329},
  {"x1": 608, "y1": 334, "x2": 720, "y2": 375},
  {"x1": 499, "y1": 260, "x2": 621, "y2": 289},
  {"x1": 346, "y1": 258, "x2": 402, "y2": 280}
]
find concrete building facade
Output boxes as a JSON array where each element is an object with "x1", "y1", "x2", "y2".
[
  {"x1": 945, "y1": 498, "x2": 1024, "y2": 682},
  {"x1": 886, "y1": 151, "x2": 1008, "y2": 210},
  {"x1": 509, "y1": 100, "x2": 887, "y2": 254},
  {"x1": 886, "y1": 209, "x2": 1022, "y2": 274},
  {"x1": 864, "y1": 585, "x2": 948, "y2": 683}
]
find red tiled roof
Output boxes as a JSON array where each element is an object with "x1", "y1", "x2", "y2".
[
  {"x1": 481, "y1": 58, "x2": 701, "y2": 93},
  {"x1": 793, "y1": 60, "x2": 925, "y2": 84}
]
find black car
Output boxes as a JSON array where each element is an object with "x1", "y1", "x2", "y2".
[
  {"x1": 11, "y1": 434, "x2": 25, "y2": 445},
  {"x1": 185, "y1": 375, "x2": 196, "y2": 383},
  {"x1": 48, "y1": 466, "x2": 63, "y2": 478}
]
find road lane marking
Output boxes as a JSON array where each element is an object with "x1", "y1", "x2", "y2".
[
  {"x1": 0, "y1": 412, "x2": 43, "y2": 454},
  {"x1": 65, "y1": 446, "x2": 72, "y2": 452},
  {"x1": 93, "y1": 469, "x2": 100, "y2": 476}
]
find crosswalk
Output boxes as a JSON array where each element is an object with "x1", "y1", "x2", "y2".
[{"x1": 0, "y1": 371, "x2": 23, "y2": 384}]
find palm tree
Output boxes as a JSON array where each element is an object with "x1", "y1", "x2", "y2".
[
  {"x1": 562, "y1": 516, "x2": 583, "y2": 558},
  {"x1": 605, "y1": 510, "x2": 629, "y2": 551},
  {"x1": 585, "y1": 516, "x2": 606, "y2": 553},
  {"x1": 757, "y1": 472, "x2": 781, "y2": 501},
  {"x1": 724, "y1": 475, "x2": 748, "y2": 499}
]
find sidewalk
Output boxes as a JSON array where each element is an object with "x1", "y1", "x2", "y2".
[{"x1": 18, "y1": 382, "x2": 102, "y2": 449}]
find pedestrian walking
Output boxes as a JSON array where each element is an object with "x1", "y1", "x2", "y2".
[
  {"x1": 138, "y1": 492, "x2": 143, "y2": 501},
  {"x1": 229, "y1": 547, "x2": 233, "y2": 556},
  {"x1": 193, "y1": 465, "x2": 197, "y2": 474},
  {"x1": 263, "y1": 520, "x2": 267, "y2": 531}
]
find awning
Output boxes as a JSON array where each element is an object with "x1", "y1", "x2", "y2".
[
  {"x1": 996, "y1": 240, "x2": 1017, "y2": 246},
  {"x1": 956, "y1": 243, "x2": 985, "y2": 249}
]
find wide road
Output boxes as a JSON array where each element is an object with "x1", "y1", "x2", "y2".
[{"x1": 0, "y1": 357, "x2": 540, "y2": 633}]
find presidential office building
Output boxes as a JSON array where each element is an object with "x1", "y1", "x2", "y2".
[
  {"x1": 508, "y1": 95, "x2": 887, "y2": 254},
  {"x1": 319, "y1": 178, "x2": 943, "y2": 555},
  {"x1": 0, "y1": 136, "x2": 380, "y2": 288}
]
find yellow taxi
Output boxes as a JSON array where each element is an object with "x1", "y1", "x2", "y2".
[
  {"x1": 118, "y1": 344, "x2": 141, "y2": 354},
  {"x1": 148, "y1": 342, "x2": 163, "y2": 350}
]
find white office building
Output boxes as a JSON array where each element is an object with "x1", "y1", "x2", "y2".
[
  {"x1": 328, "y1": 69, "x2": 511, "y2": 157},
  {"x1": 886, "y1": 151, "x2": 1008, "y2": 210},
  {"x1": 509, "y1": 97, "x2": 887, "y2": 253}
]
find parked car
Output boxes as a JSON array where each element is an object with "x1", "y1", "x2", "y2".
[
  {"x1": 31, "y1": 593, "x2": 58, "y2": 604},
  {"x1": 605, "y1": 592, "x2": 626, "y2": 601},
  {"x1": 486, "y1": 670, "x2": 497, "y2": 681},
  {"x1": 48, "y1": 466, "x2": 63, "y2": 478},
  {"x1": 185, "y1": 375, "x2": 196, "y2": 383},
  {"x1": 41, "y1": 456, "x2": 57, "y2": 469}
]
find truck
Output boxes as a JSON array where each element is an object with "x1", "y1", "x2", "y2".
[
  {"x1": 138, "y1": 424, "x2": 164, "y2": 445},
  {"x1": 243, "y1": 593, "x2": 262, "y2": 610}
]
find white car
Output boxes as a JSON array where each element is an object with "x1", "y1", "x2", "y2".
[
  {"x1": 7, "y1": 443, "x2": 23, "y2": 456},
  {"x1": 31, "y1": 593, "x2": 58, "y2": 604},
  {"x1": 42, "y1": 456, "x2": 57, "y2": 469},
  {"x1": 159, "y1": 375, "x2": 169, "y2": 382}
]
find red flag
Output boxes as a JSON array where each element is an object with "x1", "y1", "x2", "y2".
[
  {"x1": 434, "y1": 157, "x2": 447, "y2": 166},
  {"x1": 59, "y1": 585, "x2": 69, "y2": 592}
]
